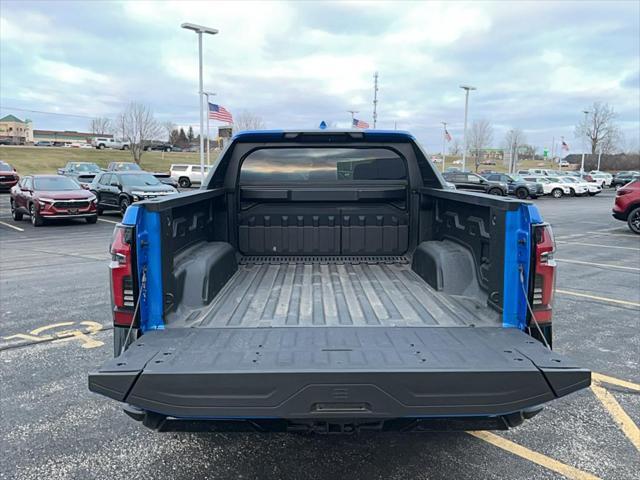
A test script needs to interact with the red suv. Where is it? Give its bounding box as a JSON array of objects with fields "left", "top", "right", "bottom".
[
  {"left": 0, "top": 161, "right": 19, "bottom": 191},
  {"left": 10, "top": 175, "right": 98, "bottom": 226},
  {"left": 612, "top": 179, "right": 640, "bottom": 234}
]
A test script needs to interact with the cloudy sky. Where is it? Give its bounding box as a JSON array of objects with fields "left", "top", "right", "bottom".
[{"left": 1, "top": 0, "right": 638, "bottom": 152}]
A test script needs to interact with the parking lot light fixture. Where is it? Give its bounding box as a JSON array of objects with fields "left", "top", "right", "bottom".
[
  {"left": 181, "top": 23, "right": 219, "bottom": 178},
  {"left": 460, "top": 85, "right": 476, "bottom": 172}
]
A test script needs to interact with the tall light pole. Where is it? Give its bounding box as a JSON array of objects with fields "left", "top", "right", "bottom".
[
  {"left": 441, "top": 121, "right": 447, "bottom": 172},
  {"left": 460, "top": 85, "right": 476, "bottom": 172},
  {"left": 580, "top": 109, "right": 589, "bottom": 174},
  {"left": 203, "top": 91, "right": 216, "bottom": 166},
  {"left": 181, "top": 23, "right": 218, "bottom": 178}
]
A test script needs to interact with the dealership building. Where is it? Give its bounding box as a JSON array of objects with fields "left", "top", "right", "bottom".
[
  {"left": 33, "top": 129, "right": 112, "bottom": 144},
  {"left": 0, "top": 114, "right": 34, "bottom": 144},
  {"left": 0, "top": 114, "right": 112, "bottom": 145}
]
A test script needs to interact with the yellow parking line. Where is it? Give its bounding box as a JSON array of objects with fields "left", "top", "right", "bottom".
[
  {"left": 0, "top": 220, "right": 24, "bottom": 232},
  {"left": 591, "top": 384, "right": 640, "bottom": 452},
  {"left": 556, "top": 289, "right": 640, "bottom": 307},
  {"left": 468, "top": 431, "right": 601, "bottom": 480},
  {"left": 97, "top": 218, "right": 119, "bottom": 225},
  {"left": 556, "top": 258, "right": 640, "bottom": 271},
  {"left": 556, "top": 241, "right": 639, "bottom": 251},
  {"left": 592, "top": 373, "right": 640, "bottom": 392}
]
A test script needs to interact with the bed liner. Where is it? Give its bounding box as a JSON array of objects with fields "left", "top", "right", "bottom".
[{"left": 192, "top": 256, "right": 499, "bottom": 328}]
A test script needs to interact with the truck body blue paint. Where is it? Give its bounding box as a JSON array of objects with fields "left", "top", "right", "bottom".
[
  {"left": 121, "top": 204, "right": 140, "bottom": 226},
  {"left": 135, "top": 207, "right": 164, "bottom": 332},
  {"left": 502, "top": 203, "right": 540, "bottom": 329}
]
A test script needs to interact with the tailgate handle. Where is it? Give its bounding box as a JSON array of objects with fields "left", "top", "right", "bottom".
[{"left": 312, "top": 403, "right": 371, "bottom": 413}]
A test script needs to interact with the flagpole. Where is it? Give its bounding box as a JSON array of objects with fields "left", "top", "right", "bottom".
[
  {"left": 203, "top": 91, "right": 216, "bottom": 166},
  {"left": 441, "top": 121, "right": 447, "bottom": 173},
  {"left": 206, "top": 102, "right": 210, "bottom": 166}
]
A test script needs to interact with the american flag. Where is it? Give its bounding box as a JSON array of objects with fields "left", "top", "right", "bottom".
[
  {"left": 444, "top": 128, "right": 452, "bottom": 142},
  {"left": 352, "top": 118, "right": 369, "bottom": 129},
  {"left": 208, "top": 103, "right": 233, "bottom": 123},
  {"left": 561, "top": 140, "right": 570, "bottom": 151}
]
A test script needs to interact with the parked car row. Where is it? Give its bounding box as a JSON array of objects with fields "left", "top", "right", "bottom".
[{"left": 5, "top": 160, "right": 182, "bottom": 226}]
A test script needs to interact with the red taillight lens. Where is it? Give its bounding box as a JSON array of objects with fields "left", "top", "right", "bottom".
[
  {"left": 532, "top": 224, "right": 556, "bottom": 324},
  {"left": 109, "top": 225, "right": 135, "bottom": 326}
]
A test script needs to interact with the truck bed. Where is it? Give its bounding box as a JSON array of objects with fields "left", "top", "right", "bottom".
[{"left": 193, "top": 257, "right": 500, "bottom": 328}]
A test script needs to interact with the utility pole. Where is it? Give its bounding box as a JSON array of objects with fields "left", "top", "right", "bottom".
[
  {"left": 580, "top": 109, "right": 589, "bottom": 174},
  {"left": 460, "top": 85, "right": 476, "bottom": 172},
  {"left": 373, "top": 72, "right": 379, "bottom": 128},
  {"left": 441, "top": 121, "right": 447, "bottom": 172}
]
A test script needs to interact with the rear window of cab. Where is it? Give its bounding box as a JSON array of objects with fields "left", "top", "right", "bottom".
[{"left": 239, "top": 147, "right": 407, "bottom": 183}]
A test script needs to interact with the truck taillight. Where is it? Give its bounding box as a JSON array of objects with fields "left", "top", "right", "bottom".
[
  {"left": 109, "top": 225, "right": 136, "bottom": 326},
  {"left": 532, "top": 224, "right": 556, "bottom": 324}
]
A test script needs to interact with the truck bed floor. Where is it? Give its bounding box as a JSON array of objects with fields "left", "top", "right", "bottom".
[{"left": 194, "top": 259, "right": 499, "bottom": 328}]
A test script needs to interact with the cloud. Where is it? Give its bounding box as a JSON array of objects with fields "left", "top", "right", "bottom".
[
  {"left": 35, "top": 59, "right": 110, "bottom": 85},
  {"left": 0, "top": 0, "right": 637, "bottom": 151}
]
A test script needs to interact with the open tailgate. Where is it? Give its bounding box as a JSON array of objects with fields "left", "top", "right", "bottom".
[{"left": 89, "top": 327, "right": 590, "bottom": 422}]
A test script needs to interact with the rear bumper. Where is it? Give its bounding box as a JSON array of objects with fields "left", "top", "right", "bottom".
[
  {"left": 89, "top": 327, "right": 590, "bottom": 430},
  {"left": 612, "top": 209, "right": 627, "bottom": 221}
]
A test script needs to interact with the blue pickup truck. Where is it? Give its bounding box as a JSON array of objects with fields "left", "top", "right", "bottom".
[{"left": 89, "top": 130, "right": 590, "bottom": 433}]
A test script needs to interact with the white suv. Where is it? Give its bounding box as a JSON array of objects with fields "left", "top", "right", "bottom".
[
  {"left": 557, "top": 176, "right": 601, "bottom": 196},
  {"left": 590, "top": 172, "right": 613, "bottom": 188},
  {"left": 170, "top": 164, "right": 211, "bottom": 188},
  {"left": 523, "top": 176, "right": 572, "bottom": 198},
  {"left": 91, "top": 137, "right": 130, "bottom": 150}
]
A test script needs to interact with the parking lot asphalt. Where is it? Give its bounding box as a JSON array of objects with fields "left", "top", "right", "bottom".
[{"left": 1, "top": 190, "right": 638, "bottom": 480}]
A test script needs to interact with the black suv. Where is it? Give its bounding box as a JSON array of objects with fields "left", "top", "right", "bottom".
[
  {"left": 483, "top": 173, "right": 543, "bottom": 199},
  {"left": 443, "top": 171, "right": 508, "bottom": 196},
  {"left": 612, "top": 171, "right": 640, "bottom": 190},
  {"left": 90, "top": 171, "right": 178, "bottom": 215}
]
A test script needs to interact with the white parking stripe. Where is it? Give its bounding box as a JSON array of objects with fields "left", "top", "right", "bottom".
[
  {"left": 586, "top": 231, "right": 639, "bottom": 238},
  {"left": 556, "top": 289, "right": 640, "bottom": 307},
  {"left": 555, "top": 241, "right": 640, "bottom": 251},
  {"left": 97, "top": 218, "right": 119, "bottom": 225},
  {"left": 556, "top": 258, "right": 640, "bottom": 271},
  {"left": 0, "top": 220, "right": 24, "bottom": 232}
]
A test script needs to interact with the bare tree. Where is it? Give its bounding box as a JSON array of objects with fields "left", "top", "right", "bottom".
[
  {"left": 449, "top": 138, "right": 462, "bottom": 156},
  {"left": 468, "top": 119, "right": 493, "bottom": 172},
  {"left": 161, "top": 121, "right": 175, "bottom": 143},
  {"left": 117, "top": 102, "right": 162, "bottom": 163},
  {"left": 503, "top": 128, "right": 526, "bottom": 173},
  {"left": 89, "top": 117, "right": 111, "bottom": 135},
  {"left": 233, "top": 111, "right": 266, "bottom": 132},
  {"left": 575, "top": 102, "right": 622, "bottom": 154}
]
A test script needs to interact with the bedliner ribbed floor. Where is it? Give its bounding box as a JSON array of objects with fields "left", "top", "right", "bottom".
[{"left": 195, "top": 261, "right": 499, "bottom": 328}]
